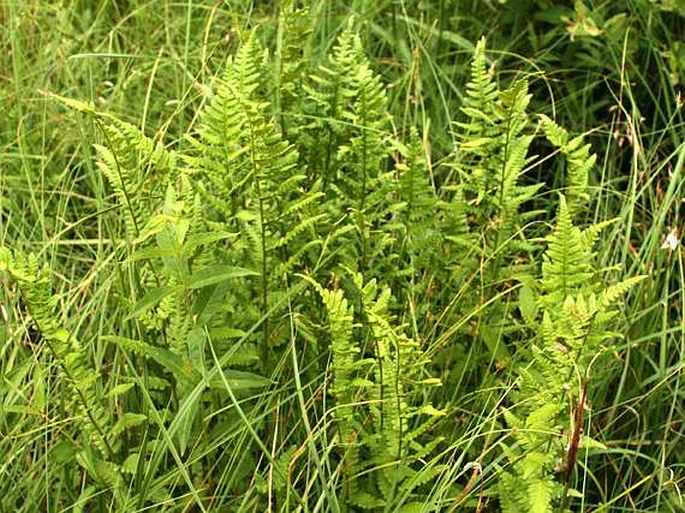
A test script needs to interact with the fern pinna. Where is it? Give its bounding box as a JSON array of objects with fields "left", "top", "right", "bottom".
[{"left": 539, "top": 114, "right": 595, "bottom": 216}]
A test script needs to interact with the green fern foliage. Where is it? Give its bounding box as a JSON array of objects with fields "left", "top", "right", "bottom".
[
  {"left": 394, "top": 129, "right": 446, "bottom": 271},
  {"left": 298, "top": 20, "right": 371, "bottom": 191},
  {"left": 540, "top": 114, "right": 595, "bottom": 214},
  {"left": 185, "top": 33, "right": 326, "bottom": 364},
  {"left": 185, "top": 34, "right": 304, "bottom": 233},
  {"left": 9, "top": 19, "right": 649, "bottom": 513},
  {"left": 453, "top": 37, "right": 541, "bottom": 241},
  {"left": 433, "top": 38, "right": 543, "bottom": 377},
  {"left": 50, "top": 94, "right": 175, "bottom": 238},
  {"left": 0, "top": 249, "right": 139, "bottom": 505},
  {"left": 499, "top": 195, "right": 644, "bottom": 512},
  {"left": 540, "top": 195, "right": 596, "bottom": 305},
  {"left": 297, "top": 21, "right": 395, "bottom": 276},
  {"left": 274, "top": 0, "right": 313, "bottom": 135},
  {"left": 311, "top": 270, "right": 444, "bottom": 509},
  {"left": 93, "top": 118, "right": 176, "bottom": 237}
]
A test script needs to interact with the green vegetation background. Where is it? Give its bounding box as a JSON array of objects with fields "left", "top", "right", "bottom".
[{"left": 1, "top": 1, "right": 683, "bottom": 511}]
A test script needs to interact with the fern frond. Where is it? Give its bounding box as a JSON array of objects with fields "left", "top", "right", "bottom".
[
  {"left": 540, "top": 114, "right": 595, "bottom": 214},
  {"left": 1, "top": 249, "right": 122, "bottom": 481},
  {"left": 460, "top": 37, "right": 498, "bottom": 133},
  {"left": 54, "top": 94, "right": 175, "bottom": 237},
  {"left": 501, "top": 189, "right": 642, "bottom": 511},
  {"left": 540, "top": 195, "right": 595, "bottom": 305}
]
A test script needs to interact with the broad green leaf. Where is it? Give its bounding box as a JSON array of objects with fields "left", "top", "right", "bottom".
[
  {"left": 128, "top": 246, "right": 177, "bottom": 263},
  {"left": 519, "top": 284, "right": 539, "bottom": 325},
  {"left": 125, "top": 285, "right": 178, "bottom": 321},
  {"left": 173, "top": 393, "right": 200, "bottom": 454},
  {"left": 186, "top": 265, "right": 258, "bottom": 289},
  {"left": 480, "top": 323, "right": 511, "bottom": 364},
  {"left": 51, "top": 440, "right": 77, "bottom": 464},
  {"left": 208, "top": 370, "right": 272, "bottom": 390},
  {"left": 104, "top": 336, "right": 195, "bottom": 381},
  {"left": 193, "top": 280, "right": 230, "bottom": 323}
]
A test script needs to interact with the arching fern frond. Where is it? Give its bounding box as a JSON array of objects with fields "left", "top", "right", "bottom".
[
  {"left": 294, "top": 19, "right": 395, "bottom": 280},
  {"left": 0, "top": 250, "right": 116, "bottom": 456},
  {"left": 540, "top": 114, "right": 595, "bottom": 215},
  {"left": 51, "top": 94, "right": 175, "bottom": 238},
  {"left": 0, "top": 248, "right": 150, "bottom": 505}
]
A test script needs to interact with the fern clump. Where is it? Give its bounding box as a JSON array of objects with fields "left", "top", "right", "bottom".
[
  {"left": 297, "top": 21, "right": 396, "bottom": 276},
  {"left": 1, "top": 13, "right": 649, "bottom": 512},
  {"left": 429, "top": 38, "right": 545, "bottom": 385},
  {"left": 310, "top": 270, "right": 445, "bottom": 510},
  {"left": 185, "top": 33, "right": 326, "bottom": 366},
  {"left": 47, "top": 94, "right": 176, "bottom": 239},
  {"left": 498, "top": 196, "right": 644, "bottom": 512},
  {"left": 452, "top": 38, "right": 541, "bottom": 249}
]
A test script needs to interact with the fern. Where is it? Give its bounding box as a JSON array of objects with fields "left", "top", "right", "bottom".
[
  {"left": 394, "top": 129, "right": 448, "bottom": 274},
  {"left": 50, "top": 94, "right": 175, "bottom": 238},
  {"left": 430, "top": 37, "right": 543, "bottom": 379},
  {"left": 94, "top": 119, "right": 175, "bottom": 237},
  {"left": 310, "top": 270, "right": 444, "bottom": 509},
  {"left": 499, "top": 195, "right": 644, "bottom": 512},
  {"left": 305, "top": 275, "right": 369, "bottom": 498},
  {"left": 0, "top": 249, "right": 143, "bottom": 505},
  {"left": 297, "top": 20, "right": 396, "bottom": 279},
  {"left": 453, "top": 40, "right": 541, "bottom": 250},
  {"left": 0, "top": 251, "right": 115, "bottom": 452},
  {"left": 540, "top": 195, "right": 596, "bottom": 305},
  {"left": 540, "top": 114, "right": 595, "bottom": 214},
  {"left": 273, "top": 0, "right": 313, "bottom": 136},
  {"left": 298, "top": 20, "right": 369, "bottom": 192},
  {"left": 26, "top": 20, "right": 649, "bottom": 513},
  {"left": 185, "top": 33, "right": 326, "bottom": 369}
]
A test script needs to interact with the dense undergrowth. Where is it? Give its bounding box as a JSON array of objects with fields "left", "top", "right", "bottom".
[{"left": 1, "top": 1, "right": 683, "bottom": 512}]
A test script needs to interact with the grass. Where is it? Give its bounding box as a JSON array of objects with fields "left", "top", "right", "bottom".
[{"left": 1, "top": 0, "right": 684, "bottom": 511}]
